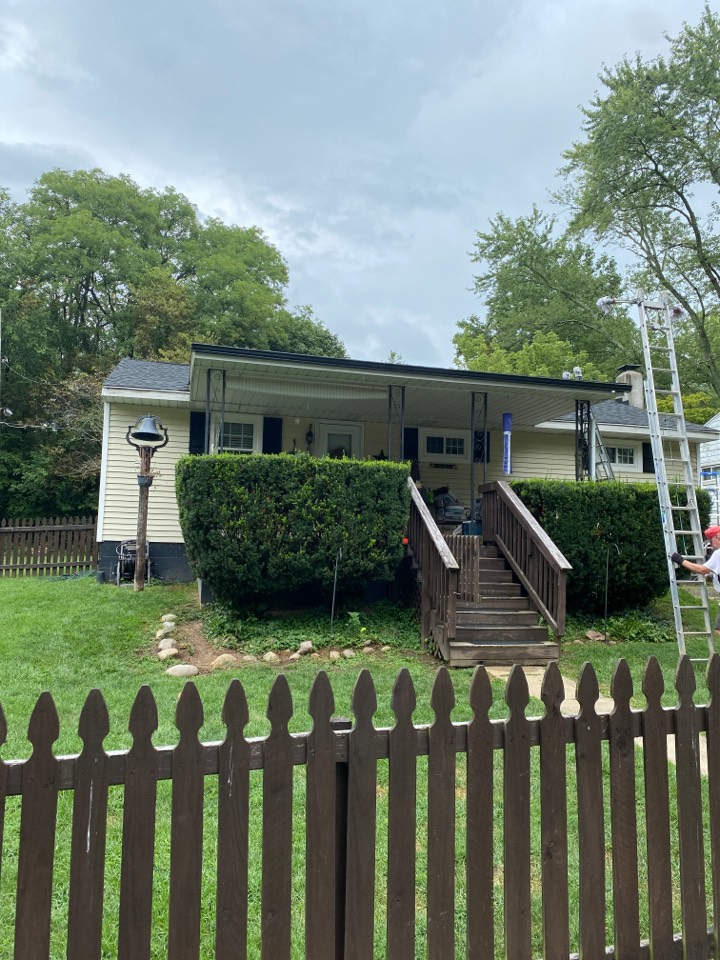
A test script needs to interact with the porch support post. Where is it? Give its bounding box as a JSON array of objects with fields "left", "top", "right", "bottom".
[
  {"left": 219, "top": 369, "right": 226, "bottom": 453},
  {"left": 575, "top": 400, "right": 591, "bottom": 481},
  {"left": 470, "top": 392, "right": 488, "bottom": 521},
  {"left": 204, "top": 368, "right": 211, "bottom": 454},
  {"left": 387, "top": 385, "right": 405, "bottom": 461}
]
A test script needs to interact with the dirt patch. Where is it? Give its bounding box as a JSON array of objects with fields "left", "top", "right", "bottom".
[{"left": 162, "top": 620, "right": 221, "bottom": 671}]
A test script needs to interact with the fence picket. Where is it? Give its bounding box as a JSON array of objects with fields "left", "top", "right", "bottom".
[
  {"left": 387, "top": 669, "right": 417, "bottom": 960},
  {"left": 0, "top": 703, "right": 7, "bottom": 886},
  {"left": 641, "top": 657, "right": 674, "bottom": 960},
  {"left": 306, "top": 671, "right": 337, "bottom": 960},
  {"left": 14, "top": 692, "right": 60, "bottom": 960},
  {"left": 168, "top": 683, "right": 205, "bottom": 960},
  {"left": 345, "top": 670, "right": 378, "bottom": 960},
  {"left": 216, "top": 679, "right": 251, "bottom": 960},
  {"left": 67, "top": 689, "right": 110, "bottom": 960},
  {"left": 428, "top": 668, "right": 456, "bottom": 960},
  {"left": 466, "top": 666, "right": 494, "bottom": 960},
  {"left": 118, "top": 685, "right": 159, "bottom": 960},
  {"left": 708, "top": 655, "right": 720, "bottom": 960},
  {"left": 674, "top": 656, "right": 707, "bottom": 955},
  {"left": 540, "top": 662, "right": 569, "bottom": 960},
  {"left": 608, "top": 660, "right": 640, "bottom": 959},
  {"left": 262, "top": 674, "right": 294, "bottom": 960},
  {"left": 575, "top": 663, "right": 605, "bottom": 960},
  {"left": 504, "top": 665, "right": 531, "bottom": 960}
]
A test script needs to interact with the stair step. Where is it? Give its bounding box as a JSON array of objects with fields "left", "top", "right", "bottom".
[
  {"left": 447, "top": 641, "right": 559, "bottom": 667},
  {"left": 476, "top": 583, "right": 524, "bottom": 597},
  {"left": 454, "top": 625, "right": 549, "bottom": 643},
  {"left": 475, "top": 569, "right": 515, "bottom": 583},
  {"left": 456, "top": 609, "right": 539, "bottom": 626},
  {"left": 458, "top": 597, "right": 531, "bottom": 611}
]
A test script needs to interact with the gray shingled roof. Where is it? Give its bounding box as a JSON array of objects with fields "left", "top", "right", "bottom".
[
  {"left": 104, "top": 358, "right": 190, "bottom": 392},
  {"left": 558, "top": 398, "right": 716, "bottom": 435}
]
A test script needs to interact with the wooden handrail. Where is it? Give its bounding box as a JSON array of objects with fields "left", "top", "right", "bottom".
[
  {"left": 478, "top": 481, "right": 571, "bottom": 637},
  {"left": 406, "top": 479, "right": 458, "bottom": 659}
]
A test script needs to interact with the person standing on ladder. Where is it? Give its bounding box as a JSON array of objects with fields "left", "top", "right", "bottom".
[{"left": 672, "top": 525, "right": 720, "bottom": 640}]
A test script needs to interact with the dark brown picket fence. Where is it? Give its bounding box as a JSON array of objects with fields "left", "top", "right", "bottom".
[
  {"left": 0, "top": 516, "right": 97, "bottom": 576},
  {"left": 2, "top": 656, "right": 720, "bottom": 959}
]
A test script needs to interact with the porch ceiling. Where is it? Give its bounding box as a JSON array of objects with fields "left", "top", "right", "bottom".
[{"left": 189, "top": 348, "right": 629, "bottom": 431}]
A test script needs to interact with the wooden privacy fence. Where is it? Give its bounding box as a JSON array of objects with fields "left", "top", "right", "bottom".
[
  {"left": 0, "top": 516, "right": 97, "bottom": 576},
  {"left": 2, "top": 656, "right": 720, "bottom": 959}
]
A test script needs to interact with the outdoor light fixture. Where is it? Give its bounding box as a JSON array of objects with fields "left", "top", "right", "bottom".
[
  {"left": 306, "top": 424, "right": 314, "bottom": 450},
  {"left": 126, "top": 415, "right": 169, "bottom": 591}
]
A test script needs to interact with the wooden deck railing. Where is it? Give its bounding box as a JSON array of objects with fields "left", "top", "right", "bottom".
[
  {"left": 406, "top": 478, "right": 459, "bottom": 658},
  {"left": 479, "top": 481, "right": 571, "bottom": 637}
]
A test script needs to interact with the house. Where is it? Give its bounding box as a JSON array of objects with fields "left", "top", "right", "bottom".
[
  {"left": 700, "top": 410, "right": 720, "bottom": 526},
  {"left": 98, "top": 346, "right": 717, "bottom": 581},
  {"left": 98, "top": 345, "right": 717, "bottom": 665}
]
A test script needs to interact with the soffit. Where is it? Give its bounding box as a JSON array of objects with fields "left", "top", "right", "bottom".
[{"left": 189, "top": 352, "right": 628, "bottom": 430}]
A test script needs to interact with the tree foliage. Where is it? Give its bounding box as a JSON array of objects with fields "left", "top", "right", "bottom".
[
  {"left": 0, "top": 168, "right": 347, "bottom": 516},
  {"left": 561, "top": 4, "right": 720, "bottom": 398},
  {"left": 457, "top": 208, "right": 639, "bottom": 379}
]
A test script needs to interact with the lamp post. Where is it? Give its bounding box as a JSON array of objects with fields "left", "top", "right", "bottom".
[{"left": 126, "top": 415, "right": 168, "bottom": 592}]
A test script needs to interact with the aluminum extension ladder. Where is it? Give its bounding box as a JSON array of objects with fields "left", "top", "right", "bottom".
[
  {"left": 638, "top": 293, "right": 715, "bottom": 657},
  {"left": 593, "top": 419, "right": 615, "bottom": 481}
]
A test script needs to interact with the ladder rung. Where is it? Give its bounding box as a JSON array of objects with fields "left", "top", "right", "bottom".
[{"left": 682, "top": 631, "right": 715, "bottom": 637}]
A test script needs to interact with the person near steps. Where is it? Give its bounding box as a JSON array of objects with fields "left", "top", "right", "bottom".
[{"left": 671, "top": 525, "right": 720, "bottom": 636}]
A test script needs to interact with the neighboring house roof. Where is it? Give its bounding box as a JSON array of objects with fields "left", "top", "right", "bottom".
[
  {"left": 550, "top": 398, "right": 718, "bottom": 440},
  {"left": 104, "top": 358, "right": 191, "bottom": 393}
]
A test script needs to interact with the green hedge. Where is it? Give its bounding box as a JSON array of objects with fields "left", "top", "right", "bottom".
[
  {"left": 510, "top": 479, "right": 711, "bottom": 616},
  {"left": 176, "top": 453, "right": 411, "bottom": 609}
]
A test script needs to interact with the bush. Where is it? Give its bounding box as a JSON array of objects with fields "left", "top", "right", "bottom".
[
  {"left": 510, "top": 479, "right": 711, "bottom": 616},
  {"left": 176, "top": 453, "right": 411, "bottom": 610}
]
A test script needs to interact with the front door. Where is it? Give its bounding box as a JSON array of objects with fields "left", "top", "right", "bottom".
[{"left": 316, "top": 421, "right": 363, "bottom": 458}]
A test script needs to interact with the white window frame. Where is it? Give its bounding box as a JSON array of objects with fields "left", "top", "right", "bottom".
[
  {"left": 211, "top": 414, "right": 263, "bottom": 454},
  {"left": 418, "top": 428, "right": 471, "bottom": 464},
  {"left": 316, "top": 420, "right": 364, "bottom": 459},
  {"left": 605, "top": 443, "right": 641, "bottom": 472}
]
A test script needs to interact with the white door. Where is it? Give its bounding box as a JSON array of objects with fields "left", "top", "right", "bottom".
[{"left": 316, "top": 421, "right": 364, "bottom": 458}]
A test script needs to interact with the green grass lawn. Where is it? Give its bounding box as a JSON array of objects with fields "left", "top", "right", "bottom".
[{"left": 0, "top": 575, "right": 713, "bottom": 959}]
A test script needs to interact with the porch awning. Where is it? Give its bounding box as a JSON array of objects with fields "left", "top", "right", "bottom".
[{"left": 189, "top": 345, "right": 629, "bottom": 431}]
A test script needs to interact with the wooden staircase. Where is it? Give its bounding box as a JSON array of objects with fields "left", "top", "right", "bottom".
[
  {"left": 405, "top": 478, "right": 570, "bottom": 668},
  {"left": 448, "top": 544, "right": 559, "bottom": 667}
]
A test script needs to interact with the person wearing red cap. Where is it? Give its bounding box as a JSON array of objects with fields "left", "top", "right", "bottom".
[{"left": 672, "top": 527, "right": 720, "bottom": 635}]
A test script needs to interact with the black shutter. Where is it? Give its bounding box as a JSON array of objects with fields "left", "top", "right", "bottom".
[
  {"left": 189, "top": 412, "right": 206, "bottom": 455},
  {"left": 403, "top": 427, "right": 419, "bottom": 461},
  {"left": 642, "top": 442, "right": 654, "bottom": 473},
  {"left": 262, "top": 416, "right": 283, "bottom": 454},
  {"left": 473, "top": 431, "right": 490, "bottom": 463}
]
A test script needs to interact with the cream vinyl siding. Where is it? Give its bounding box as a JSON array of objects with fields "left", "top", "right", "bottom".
[{"left": 102, "top": 403, "right": 190, "bottom": 543}]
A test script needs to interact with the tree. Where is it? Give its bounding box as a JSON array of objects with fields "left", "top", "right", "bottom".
[
  {"left": 561, "top": 5, "right": 720, "bottom": 398},
  {"left": 454, "top": 326, "right": 606, "bottom": 380},
  {"left": 459, "top": 208, "right": 639, "bottom": 378},
  {"left": 0, "top": 167, "right": 347, "bottom": 516}
]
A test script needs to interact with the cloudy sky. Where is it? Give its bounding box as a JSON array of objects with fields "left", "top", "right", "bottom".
[{"left": 0, "top": 0, "right": 707, "bottom": 365}]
